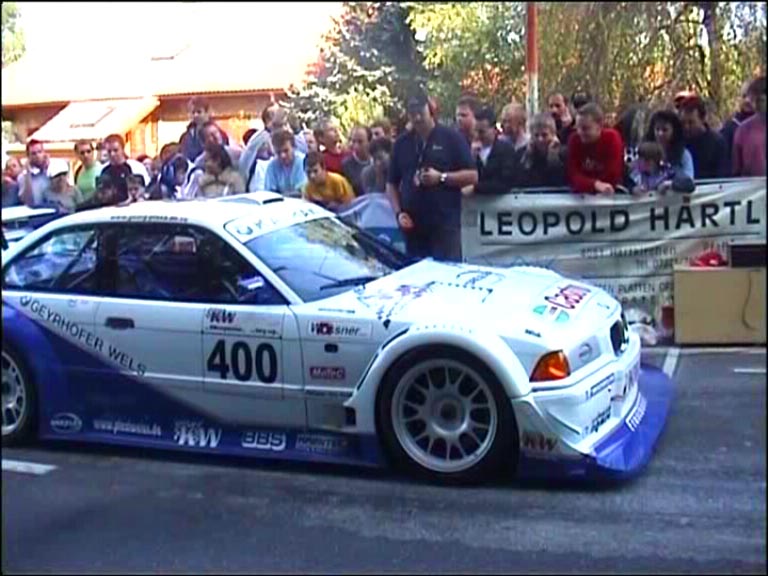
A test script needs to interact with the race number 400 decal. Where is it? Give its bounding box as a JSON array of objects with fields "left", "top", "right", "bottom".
[{"left": 206, "top": 340, "right": 278, "bottom": 383}]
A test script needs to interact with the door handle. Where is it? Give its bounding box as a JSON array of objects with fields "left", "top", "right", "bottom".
[{"left": 105, "top": 317, "right": 135, "bottom": 330}]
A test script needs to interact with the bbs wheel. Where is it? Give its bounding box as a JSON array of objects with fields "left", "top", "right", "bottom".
[
  {"left": 2, "top": 346, "right": 36, "bottom": 446},
  {"left": 377, "top": 346, "right": 517, "bottom": 484}
]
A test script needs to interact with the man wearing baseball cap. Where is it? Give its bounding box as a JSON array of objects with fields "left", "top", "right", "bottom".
[
  {"left": 41, "top": 158, "right": 83, "bottom": 213},
  {"left": 386, "top": 91, "right": 478, "bottom": 261}
]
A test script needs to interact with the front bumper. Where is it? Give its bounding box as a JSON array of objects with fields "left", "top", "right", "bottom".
[{"left": 515, "top": 364, "right": 674, "bottom": 480}]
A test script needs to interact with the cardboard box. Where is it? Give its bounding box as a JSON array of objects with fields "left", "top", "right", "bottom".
[{"left": 674, "top": 266, "right": 766, "bottom": 345}]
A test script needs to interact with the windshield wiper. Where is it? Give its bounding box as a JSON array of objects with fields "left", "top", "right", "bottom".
[{"left": 319, "top": 275, "right": 382, "bottom": 290}]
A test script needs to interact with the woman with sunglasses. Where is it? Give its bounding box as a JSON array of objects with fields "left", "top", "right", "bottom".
[{"left": 73, "top": 139, "right": 103, "bottom": 203}]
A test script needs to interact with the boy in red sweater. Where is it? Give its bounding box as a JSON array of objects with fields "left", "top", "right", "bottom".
[{"left": 567, "top": 103, "right": 625, "bottom": 194}]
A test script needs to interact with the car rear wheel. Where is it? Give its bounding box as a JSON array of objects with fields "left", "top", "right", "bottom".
[
  {"left": 377, "top": 346, "right": 517, "bottom": 484},
  {"left": 2, "top": 346, "right": 36, "bottom": 446}
]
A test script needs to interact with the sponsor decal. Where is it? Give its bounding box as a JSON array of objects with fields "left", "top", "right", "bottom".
[
  {"left": 205, "top": 308, "right": 237, "bottom": 325},
  {"left": 50, "top": 413, "right": 82, "bottom": 434},
  {"left": 309, "top": 366, "right": 346, "bottom": 381},
  {"left": 587, "top": 406, "right": 612, "bottom": 436},
  {"left": 612, "top": 360, "right": 639, "bottom": 400},
  {"left": 543, "top": 284, "right": 592, "bottom": 311},
  {"left": 454, "top": 270, "right": 506, "bottom": 289},
  {"left": 93, "top": 419, "right": 162, "bottom": 437},
  {"left": 587, "top": 374, "right": 615, "bottom": 400},
  {"left": 241, "top": 430, "right": 287, "bottom": 451},
  {"left": 295, "top": 433, "right": 350, "bottom": 456},
  {"left": 308, "top": 321, "right": 372, "bottom": 339},
  {"left": 355, "top": 283, "right": 434, "bottom": 329},
  {"left": 173, "top": 421, "right": 222, "bottom": 448},
  {"left": 524, "top": 328, "right": 542, "bottom": 338},
  {"left": 18, "top": 297, "right": 147, "bottom": 376},
  {"left": 626, "top": 393, "right": 647, "bottom": 432},
  {"left": 521, "top": 431, "right": 558, "bottom": 452},
  {"left": 109, "top": 215, "right": 188, "bottom": 223},
  {"left": 305, "top": 388, "right": 354, "bottom": 399}
]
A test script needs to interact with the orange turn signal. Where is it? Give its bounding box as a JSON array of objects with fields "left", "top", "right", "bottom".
[{"left": 530, "top": 351, "right": 571, "bottom": 382}]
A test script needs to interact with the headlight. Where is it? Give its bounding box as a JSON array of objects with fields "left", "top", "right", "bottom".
[{"left": 530, "top": 350, "right": 571, "bottom": 382}]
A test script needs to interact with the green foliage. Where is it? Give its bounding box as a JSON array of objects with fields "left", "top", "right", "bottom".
[
  {"left": 288, "top": 1, "right": 766, "bottom": 124},
  {"left": 407, "top": 2, "right": 527, "bottom": 113},
  {"left": 2, "top": 2, "right": 25, "bottom": 68},
  {"left": 284, "top": 2, "right": 427, "bottom": 135}
]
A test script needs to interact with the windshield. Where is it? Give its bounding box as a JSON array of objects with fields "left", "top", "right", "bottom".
[{"left": 244, "top": 216, "right": 410, "bottom": 302}]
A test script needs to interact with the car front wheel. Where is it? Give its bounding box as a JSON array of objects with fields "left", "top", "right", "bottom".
[{"left": 377, "top": 346, "right": 517, "bottom": 484}]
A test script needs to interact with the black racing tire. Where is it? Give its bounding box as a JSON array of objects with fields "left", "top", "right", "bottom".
[
  {"left": 1, "top": 344, "right": 38, "bottom": 447},
  {"left": 376, "top": 345, "right": 518, "bottom": 485}
]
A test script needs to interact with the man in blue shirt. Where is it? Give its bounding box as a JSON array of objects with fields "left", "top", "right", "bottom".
[
  {"left": 386, "top": 92, "right": 478, "bottom": 261},
  {"left": 263, "top": 129, "right": 307, "bottom": 197}
]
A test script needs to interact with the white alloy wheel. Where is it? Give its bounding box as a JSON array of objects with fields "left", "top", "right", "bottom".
[{"left": 390, "top": 359, "right": 500, "bottom": 474}]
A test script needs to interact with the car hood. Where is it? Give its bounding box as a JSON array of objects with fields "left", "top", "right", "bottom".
[{"left": 305, "top": 260, "right": 619, "bottom": 340}]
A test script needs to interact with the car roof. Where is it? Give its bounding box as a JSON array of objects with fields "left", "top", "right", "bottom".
[{"left": 49, "top": 193, "right": 330, "bottom": 237}]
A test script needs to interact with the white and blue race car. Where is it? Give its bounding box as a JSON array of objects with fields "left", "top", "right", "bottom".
[{"left": 1, "top": 193, "right": 673, "bottom": 484}]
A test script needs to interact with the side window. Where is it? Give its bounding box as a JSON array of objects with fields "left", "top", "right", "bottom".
[
  {"left": 108, "top": 225, "right": 204, "bottom": 301},
  {"left": 103, "top": 224, "right": 285, "bottom": 305},
  {"left": 3, "top": 227, "right": 99, "bottom": 294},
  {"left": 199, "top": 233, "right": 286, "bottom": 306}
]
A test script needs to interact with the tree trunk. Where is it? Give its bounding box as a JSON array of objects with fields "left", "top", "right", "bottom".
[{"left": 701, "top": 1, "right": 722, "bottom": 116}]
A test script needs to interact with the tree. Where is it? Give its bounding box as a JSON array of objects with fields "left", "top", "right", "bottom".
[
  {"left": 407, "top": 2, "right": 527, "bottom": 114},
  {"left": 289, "top": 1, "right": 766, "bottom": 127},
  {"left": 285, "top": 2, "right": 428, "bottom": 135},
  {"left": 2, "top": 2, "right": 25, "bottom": 68}
]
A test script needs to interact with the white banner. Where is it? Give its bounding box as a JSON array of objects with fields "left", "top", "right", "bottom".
[{"left": 462, "top": 179, "right": 766, "bottom": 343}]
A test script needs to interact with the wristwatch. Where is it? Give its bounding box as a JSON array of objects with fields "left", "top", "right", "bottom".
[{"left": 440, "top": 172, "right": 448, "bottom": 184}]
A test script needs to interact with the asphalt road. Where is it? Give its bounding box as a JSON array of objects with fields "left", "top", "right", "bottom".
[{"left": 2, "top": 349, "right": 766, "bottom": 574}]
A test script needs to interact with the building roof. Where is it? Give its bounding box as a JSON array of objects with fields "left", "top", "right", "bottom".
[
  {"left": 29, "top": 97, "right": 159, "bottom": 142},
  {"left": 2, "top": 3, "right": 340, "bottom": 108}
]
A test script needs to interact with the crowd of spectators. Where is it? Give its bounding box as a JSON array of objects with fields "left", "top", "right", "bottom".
[{"left": 2, "top": 74, "right": 765, "bottom": 262}]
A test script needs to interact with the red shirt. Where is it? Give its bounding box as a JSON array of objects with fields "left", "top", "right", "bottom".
[
  {"left": 323, "top": 149, "right": 348, "bottom": 175},
  {"left": 567, "top": 128, "right": 624, "bottom": 193}
]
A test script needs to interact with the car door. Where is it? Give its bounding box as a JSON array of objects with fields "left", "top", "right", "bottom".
[
  {"left": 94, "top": 223, "right": 206, "bottom": 392},
  {"left": 3, "top": 224, "right": 102, "bottom": 383},
  {"left": 199, "top": 233, "right": 305, "bottom": 428}
]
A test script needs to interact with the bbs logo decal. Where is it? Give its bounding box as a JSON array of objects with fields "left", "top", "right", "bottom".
[
  {"left": 241, "top": 431, "right": 287, "bottom": 451},
  {"left": 50, "top": 413, "right": 82, "bottom": 434},
  {"left": 308, "top": 321, "right": 372, "bottom": 339},
  {"left": 173, "top": 421, "right": 222, "bottom": 448}
]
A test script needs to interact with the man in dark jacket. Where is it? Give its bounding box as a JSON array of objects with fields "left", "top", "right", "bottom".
[
  {"left": 468, "top": 106, "right": 517, "bottom": 195},
  {"left": 680, "top": 97, "right": 729, "bottom": 179},
  {"left": 179, "top": 96, "right": 229, "bottom": 162}
]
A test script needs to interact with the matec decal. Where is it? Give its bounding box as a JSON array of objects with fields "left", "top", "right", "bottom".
[
  {"left": 295, "top": 434, "right": 350, "bottom": 456},
  {"left": 544, "top": 284, "right": 592, "bottom": 311},
  {"left": 50, "top": 413, "right": 83, "bottom": 434},
  {"left": 308, "top": 321, "right": 371, "bottom": 339},
  {"left": 241, "top": 431, "right": 287, "bottom": 451},
  {"left": 309, "top": 366, "right": 346, "bottom": 381},
  {"left": 173, "top": 421, "right": 222, "bottom": 448}
]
